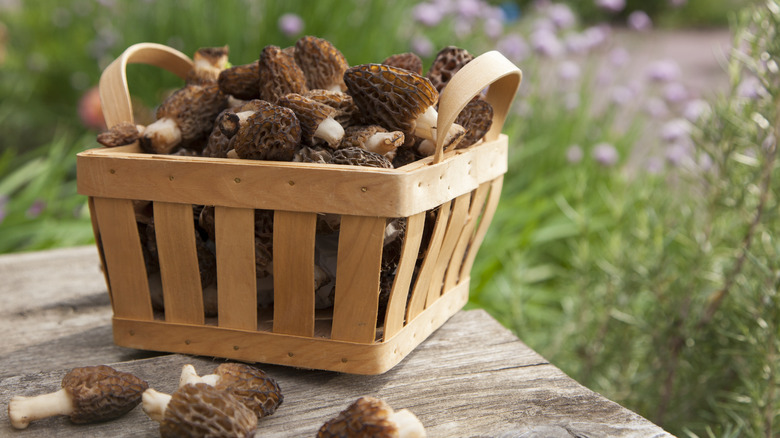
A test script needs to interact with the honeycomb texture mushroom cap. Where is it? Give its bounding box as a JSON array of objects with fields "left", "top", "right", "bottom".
[
  {"left": 455, "top": 99, "right": 494, "bottom": 148},
  {"left": 426, "top": 46, "right": 474, "bottom": 93},
  {"left": 382, "top": 52, "right": 424, "bottom": 75},
  {"left": 344, "top": 63, "right": 438, "bottom": 138},
  {"left": 218, "top": 61, "right": 261, "bottom": 100},
  {"left": 211, "top": 363, "right": 284, "bottom": 418},
  {"left": 233, "top": 102, "right": 301, "bottom": 161},
  {"left": 63, "top": 365, "right": 149, "bottom": 424},
  {"left": 303, "top": 89, "right": 361, "bottom": 127},
  {"left": 317, "top": 396, "right": 398, "bottom": 438},
  {"left": 278, "top": 93, "right": 343, "bottom": 147},
  {"left": 96, "top": 122, "right": 141, "bottom": 147},
  {"left": 294, "top": 36, "right": 349, "bottom": 92},
  {"left": 331, "top": 147, "right": 394, "bottom": 169},
  {"left": 258, "top": 45, "right": 308, "bottom": 104},
  {"left": 160, "top": 383, "right": 257, "bottom": 438}
]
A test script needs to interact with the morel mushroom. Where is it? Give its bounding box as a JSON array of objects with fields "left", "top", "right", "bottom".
[
  {"left": 382, "top": 52, "right": 423, "bottom": 75},
  {"left": 179, "top": 363, "right": 283, "bottom": 418},
  {"left": 331, "top": 146, "right": 394, "bottom": 169},
  {"left": 258, "top": 45, "right": 308, "bottom": 104},
  {"left": 303, "top": 89, "right": 361, "bottom": 128},
  {"left": 454, "top": 98, "right": 493, "bottom": 148},
  {"left": 426, "top": 46, "right": 474, "bottom": 94},
  {"left": 293, "top": 145, "right": 333, "bottom": 164},
  {"left": 186, "top": 45, "right": 230, "bottom": 85},
  {"left": 232, "top": 102, "right": 301, "bottom": 161},
  {"left": 317, "top": 396, "right": 426, "bottom": 438},
  {"left": 341, "top": 125, "right": 405, "bottom": 158},
  {"left": 278, "top": 93, "right": 345, "bottom": 148},
  {"left": 218, "top": 61, "right": 261, "bottom": 101},
  {"left": 96, "top": 121, "right": 145, "bottom": 148},
  {"left": 344, "top": 64, "right": 465, "bottom": 153},
  {"left": 294, "top": 35, "right": 348, "bottom": 92},
  {"left": 140, "top": 82, "right": 228, "bottom": 154},
  {"left": 8, "top": 365, "right": 148, "bottom": 429},
  {"left": 142, "top": 383, "right": 257, "bottom": 438}
]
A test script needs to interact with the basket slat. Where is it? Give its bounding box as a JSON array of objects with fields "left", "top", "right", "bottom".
[
  {"left": 382, "top": 211, "right": 426, "bottom": 339},
  {"left": 92, "top": 197, "right": 153, "bottom": 319},
  {"left": 444, "top": 182, "right": 491, "bottom": 290},
  {"left": 460, "top": 176, "right": 504, "bottom": 279},
  {"left": 216, "top": 206, "right": 257, "bottom": 330},
  {"left": 153, "top": 202, "right": 205, "bottom": 324},
  {"left": 330, "top": 215, "right": 386, "bottom": 343},
  {"left": 407, "top": 201, "right": 452, "bottom": 320},
  {"left": 272, "top": 211, "right": 317, "bottom": 337},
  {"left": 426, "top": 193, "right": 471, "bottom": 304}
]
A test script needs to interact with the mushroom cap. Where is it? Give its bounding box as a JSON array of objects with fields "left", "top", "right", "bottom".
[
  {"left": 455, "top": 98, "right": 494, "bottom": 148},
  {"left": 218, "top": 61, "right": 261, "bottom": 101},
  {"left": 344, "top": 64, "right": 438, "bottom": 139},
  {"left": 382, "top": 52, "right": 424, "bottom": 75},
  {"left": 303, "top": 89, "right": 361, "bottom": 128},
  {"left": 258, "top": 45, "right": 308, "bottom": 104},
  {"left": 160, "top": 383, "right": 257, "bottom": 438},
  {"left": 211, "top": 363, "right": 284, "bottom": 418},
  {"left": 278, "top": 93, "right": 342, "bottom": 147},
  {"left": 331, "top": 147, "right": 393, "bottom": 169},
  {"left": 294, "top": 36, "right": 349, "bottom": 91},
  {"left": 96, "top": 122, "right": 142, "bottom": 147},
  {"left": 426, "top": 46, "right": 474, "bottom": 93},
  {"left": 62, "top": 365, "right": 149, "bottom": 424},
  {"left": 151, "top": 82, "right": 228, "bottom": 148},
  {"left": 317, "top": 396, "right": 399, "bottom": 438},
  {"left": 293, "top": 145, "right": 334, "bottom": 164},
  {"left": 232, "top": 102, "right": 301, "bottom": 161}
]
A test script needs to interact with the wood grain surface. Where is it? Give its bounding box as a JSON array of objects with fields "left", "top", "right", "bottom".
[{"left": 0, "top": 246, "right": 673, "bottom": 437}]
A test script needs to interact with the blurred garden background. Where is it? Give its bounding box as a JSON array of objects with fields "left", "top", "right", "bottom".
[{"left": 1, "top": 0, "right": 778, "bottom": 436}]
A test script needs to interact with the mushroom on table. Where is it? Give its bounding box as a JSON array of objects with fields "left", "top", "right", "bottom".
[
  {"left": 317, "top": 396, "right": 426, "bottom": 438},
  {"left": 179, "top": 363, "right": 283, "bottom": 418},
  {"left": 142, "top": 383, "right": 257, "bottom": 438},
  {"left": 7, "top": 365, "right": 148, "bottom": 429}
]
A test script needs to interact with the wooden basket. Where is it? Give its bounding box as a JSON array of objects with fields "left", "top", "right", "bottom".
[{"left": 77, "top": 43, "right": 522, "bottom": 374}]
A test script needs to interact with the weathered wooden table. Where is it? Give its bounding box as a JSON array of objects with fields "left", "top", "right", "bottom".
[{"left": 0, "top": 246, "right": 673, "bottom": 437}]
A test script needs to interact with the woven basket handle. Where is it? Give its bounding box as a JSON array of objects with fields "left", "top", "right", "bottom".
[
  {"left": 99, "top": 42, "right": 193, "bottom": 130},
  {"left": 433, "top": 51, "right": 523, "bottom": 164}
]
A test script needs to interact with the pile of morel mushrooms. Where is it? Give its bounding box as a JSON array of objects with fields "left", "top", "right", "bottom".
[
  {"left": 97, "top": 37, "right": 494, "bottom": 318},
  {"left": 8, "top": 362, "right": 425, "bottom": 437}
]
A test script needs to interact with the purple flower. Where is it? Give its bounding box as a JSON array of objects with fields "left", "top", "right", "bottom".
[
  {"left": 567, "top": 145, "right": 584, "bottom": 163},
  {"left": 592, "top": 143, "right": 619, "bottom": 166},
  {"left": 665, "top": 142, "right": 691, "bottom": 166},
  {"left": 663, "top": 82, "right": 688, "bottom": 103},
  {"left": 413, "top": 2, "right": 445, "bottom": 26},
  {"left": 455, "top": 0, "right": 482, "bottom": 20},
  {"left": 531, "top": 28, "right": 564, "bottom": 57},
  {"left": 411, "top": 35, "right": 434, "bottom": 57},
  {"left": 497, "top": 33, "right": 530, "bottom": 62},
  {"left": 644, "top": 97, "right": 669, "bottom": 118},
  {"left": 683, "top": 99, "right": 710, "bottom": 121},
  {"left": 647, "top": 60, "right": 681, "bottom": 82},
  {"left": 483, "top": 16, "right": 504, "bottom": 39},
  {"left": 548, "top": 3, "right": 576, "bottom": 29},
  {"left": 278, "top": 13, "right": 304, "bottom": 37},
  {"left": 697, "top": 152, "right": 713, "bottom": 171},
  {"left": 737, "top": 76, "right": 766, "bottom": 99},
  {"left": 564, "top": 33, "right": 589, "bottom": 54},
  {"left": 582, "top": 25, "right": 610, "bottom": 50},
  {"left": 596, "top": 0, "right": 625, "bottom": 13},
  {"left": 660, "top": 118, "right": 692, "bottom": 143},
  {"left": 609, "top": 47, "right": 630, "bottom": 67},
  {"left": 27, "top": 199, "right": 46, "bottom": 219},
  {"left": 558, "top": 60, "right": 581, "bottom": 81},
  {"left": 627, "top": 10, "right": 652, "bottom": 30}
]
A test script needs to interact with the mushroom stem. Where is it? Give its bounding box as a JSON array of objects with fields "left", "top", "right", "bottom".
[
  {"left": 392, "top": 409, "right": 427, "bottom": 438},
  {"left": 413, "top": 106, "right": 438, "bottom": 142},
  {"left": 8, "top": 389, "right": 74, "bottom": 429},
  {"left": 179, "top": 364, "right": 219, "bottom": 387},
  {"left": 363, "top": 131, "right": 404, "bottom": 156},
  {"left": 313, "top": 116, "right": 345, "bottom": 147},
  {"left": 142, "top": 388, "right": 172, "bottom": 423},
  {"left": 140, "top": 117, "right": 182, "bottom": 154}
]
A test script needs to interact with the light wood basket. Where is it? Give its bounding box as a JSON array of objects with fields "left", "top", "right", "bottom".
[{"left": 77, "top": 43, "right": 522, "bottom": 374}]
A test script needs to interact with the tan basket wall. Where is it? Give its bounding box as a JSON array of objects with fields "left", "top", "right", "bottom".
[{"left": 77, "top": 43, "right": 521, "bottom": 374}]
